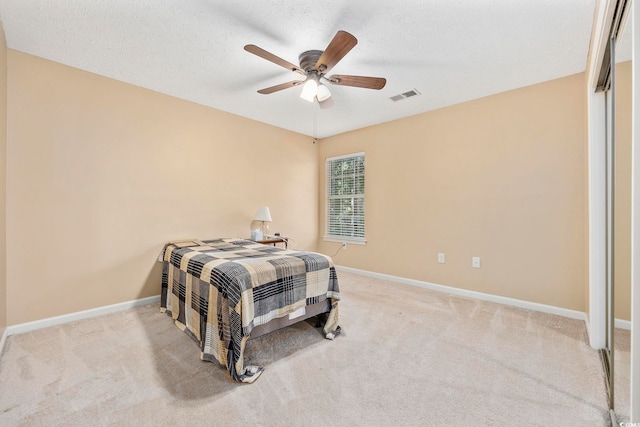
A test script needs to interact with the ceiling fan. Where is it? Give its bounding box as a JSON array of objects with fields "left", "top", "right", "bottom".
[{"left": 244, "top": 30, "right": 386, "bottom": 107}]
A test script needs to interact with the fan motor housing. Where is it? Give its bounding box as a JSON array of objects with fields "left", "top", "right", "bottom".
[{"left": 299, "top": 50, "right": 323, "bottom": 73}]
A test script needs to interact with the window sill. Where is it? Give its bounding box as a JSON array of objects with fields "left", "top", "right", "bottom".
[{"left": 323, "top": 237, "right": 367, "bottom": 245}]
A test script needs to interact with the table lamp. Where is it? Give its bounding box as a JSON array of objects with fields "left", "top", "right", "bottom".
[{"left": 251, "top": 206, "right": 272, "bottom": 240}]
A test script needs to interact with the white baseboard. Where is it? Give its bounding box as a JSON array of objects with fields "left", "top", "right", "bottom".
[
  {"left": 336, "top": 265, "right": 588, "bottom": 321},
  {"left": 5, "top": 295, "right": 161, "bottom": 337},
  {"left": 615, "top": 318, "right": 632, "bottom": 330},
  {"left": 0, "top": 267, "right": 631, "bottom": 355},
  {"left": 0, "top": 327, "right": 7, "bottom": 357}
]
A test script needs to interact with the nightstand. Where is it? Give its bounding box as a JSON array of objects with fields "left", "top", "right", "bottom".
[{"left": 255, "top": 237, "right": 288, "bottom": 249}]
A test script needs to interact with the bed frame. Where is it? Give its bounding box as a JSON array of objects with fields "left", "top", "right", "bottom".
[{"left": 248, "top": 299, "right": 332, "bottom": 339}]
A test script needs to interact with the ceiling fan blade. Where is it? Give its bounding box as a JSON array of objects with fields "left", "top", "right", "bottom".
[
  {"left": 328, "top": 75, "right": 387, "bottom": 90},
  {"left": 257, "top": 80, "right": 304, "bottom": 94},
  {"left": 244, "top": 44, "right": 305, "bottom": 74},
  {"left": 315, "top": 31, "right": 357, "bottom": 74}
]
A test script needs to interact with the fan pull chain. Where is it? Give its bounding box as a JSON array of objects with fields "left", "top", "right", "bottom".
[{"left": 312, "top": 105, "right": 318, "bottom": 144}]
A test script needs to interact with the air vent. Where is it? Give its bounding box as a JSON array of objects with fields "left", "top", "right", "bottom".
[{"left": 390, "top": 89, "right": 421, "bottom": 102}]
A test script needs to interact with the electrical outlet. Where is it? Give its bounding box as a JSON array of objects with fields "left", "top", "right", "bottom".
[
  {"left": 342, "top": 243, "right": 347, "bottom": 250},
  {"left": 472, "top": 257, "right": 481, "bottom": 268},
  {"left": 438, "top": 253, "right": 445, "bottom": 263}
]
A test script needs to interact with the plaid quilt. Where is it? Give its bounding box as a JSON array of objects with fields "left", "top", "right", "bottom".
[{"left": 160, "top": 238, "right": 340, "bottom": 383}]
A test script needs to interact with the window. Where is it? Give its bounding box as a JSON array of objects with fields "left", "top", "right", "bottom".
[{"left": 325, "top": 152, "right": 365, "bottom": 243}]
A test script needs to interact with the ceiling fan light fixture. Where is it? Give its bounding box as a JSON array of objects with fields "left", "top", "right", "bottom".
[
  {"left": 300, "top": 79, "right": 317, "bottom": 102},
  {"left": 316, "top": 83, "right": 331, "bottom": 102},
  {"left": 246, "top": 31, "right": 386, "bottom": 106}
]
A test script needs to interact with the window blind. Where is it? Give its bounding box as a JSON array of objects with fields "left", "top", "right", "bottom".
[{"left": 325, "top": 153, "right": 365, "bottom": 242}]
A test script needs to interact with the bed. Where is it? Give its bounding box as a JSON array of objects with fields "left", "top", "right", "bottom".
[{"left": 159, "top": 238, "right": 341, "bottom": 383}]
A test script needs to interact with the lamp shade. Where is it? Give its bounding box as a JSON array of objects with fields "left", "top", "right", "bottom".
[
  {"left": 254, "top": 206, "right": 272, "bottom": 222},
  {"left": 300, "top": 79, "right": 317, "bottom": 102},
  {"left": 316, "top": 84, "right": 331, "bottom": 102}
]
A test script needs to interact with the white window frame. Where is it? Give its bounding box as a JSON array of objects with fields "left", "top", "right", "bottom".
[{"left": 324, "top": 152, "right": 366, "bottom": 244}]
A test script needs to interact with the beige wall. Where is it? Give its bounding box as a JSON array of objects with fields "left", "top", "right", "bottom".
[
  {"left": 3, "top": 49, "right": 612, "bottom": 324},
  {"left": 0, "top": 23, "right": 6, "bottom": 334},
  {"left": 6, "top": 50, "right": 318, "bottom": 325},
  {"left": 615, "top": 60, "right": 632, "bottom": 321},
  {"left": 318, "top": 73, "right": 587, "bottom": 312}
]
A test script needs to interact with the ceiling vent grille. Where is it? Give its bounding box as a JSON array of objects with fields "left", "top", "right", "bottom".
[{"left": 390, "top": 89, "right": 421, "bottom": 102}]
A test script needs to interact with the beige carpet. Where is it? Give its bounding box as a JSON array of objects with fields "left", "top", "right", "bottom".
[
  {"left": 614, "top": 327, "right": 631, "bottom": 424},
  {"left": 0, "top": 271, "right": 625, "bottom": 426}
]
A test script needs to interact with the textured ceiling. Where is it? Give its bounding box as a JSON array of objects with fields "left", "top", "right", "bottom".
[{"left": 0, "top": 0, "right": 599, "bottom": 138}]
